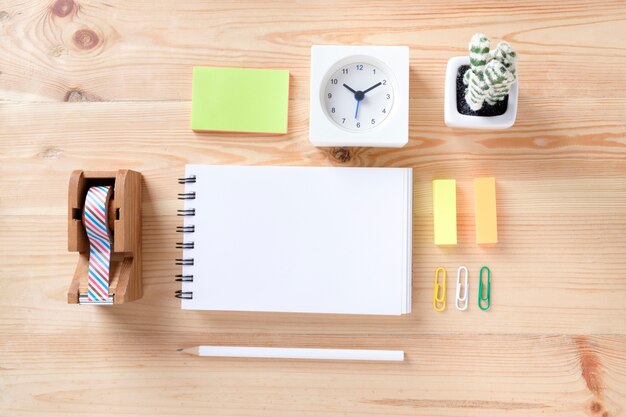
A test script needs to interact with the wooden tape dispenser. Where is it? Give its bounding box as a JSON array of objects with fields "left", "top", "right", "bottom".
[{"left": 67, "top": 170, "right": 142, "bottom": 305}]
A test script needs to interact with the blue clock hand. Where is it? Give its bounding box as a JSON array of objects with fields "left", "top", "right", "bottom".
[{"left": 353, "top": 90, "right": 365, "bottom": 119}]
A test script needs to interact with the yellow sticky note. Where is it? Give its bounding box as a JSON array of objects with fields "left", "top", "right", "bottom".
[
  {"left": 474, "top": 177, "right": 498, "bottom": 244},
  {"left": 191, "top": 66, "right": 289, "bottom": 134},
  {"left": 433, "top": 179, "right": 457, "bottom": 245}
]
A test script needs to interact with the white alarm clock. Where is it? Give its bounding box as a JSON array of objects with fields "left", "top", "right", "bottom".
[{"left": 309, "top": 45, "right": 409, "bottom": 147}]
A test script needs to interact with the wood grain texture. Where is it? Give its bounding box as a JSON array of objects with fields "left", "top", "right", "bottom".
[{"left": 1, "top": 0, "right": 626, "bottom": 416}]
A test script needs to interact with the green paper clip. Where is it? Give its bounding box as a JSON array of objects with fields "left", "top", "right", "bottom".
[{"left": 478, "top": 266, "right": 491, "bottom": 311}]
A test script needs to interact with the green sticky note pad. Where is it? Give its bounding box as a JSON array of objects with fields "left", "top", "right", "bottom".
[{"left": 191, "top": 66, "right": 289, "bottom": 134}]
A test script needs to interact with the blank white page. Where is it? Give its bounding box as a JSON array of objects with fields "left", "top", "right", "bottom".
[{"left": 181, "top": 165, "right": 412, "bottom": 315}]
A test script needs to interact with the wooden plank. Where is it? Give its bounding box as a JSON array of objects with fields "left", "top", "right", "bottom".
[
  {"left": 1, "top": 194, "right": 625, "bottom": 335},
  {"left": 0, "top": 1, "right": 626, "bottom": 101},
  {"left": 0, "top": 101, "right": 625, "bottom": 335},
  {"left": 0, "top": 334, "right": 624, "bottom": 416},
  {"left": 1, "top": 98, "right": 626, "bottom": 168}
]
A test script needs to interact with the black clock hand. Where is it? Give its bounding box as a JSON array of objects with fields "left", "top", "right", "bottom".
[
  {"left": 363, "top": 82, "right": 382, "bottom": 94},
  {"left": 343, "top": 83, "right": 357, "bottom": 94}
]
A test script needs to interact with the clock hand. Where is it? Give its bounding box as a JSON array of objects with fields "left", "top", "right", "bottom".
[
  {"left": 363, "top": 82, "right": 382, "bottom": 94},
  {"left": 343, "top": 83, "right": 366, "bottom": 119},
  {"left": 343, "top": 83, "right": 357, "bottom": 94}
]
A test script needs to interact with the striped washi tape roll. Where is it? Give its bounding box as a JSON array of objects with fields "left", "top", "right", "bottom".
[{"left": 83, "top": 185, "right": 113, "bottom": 302}]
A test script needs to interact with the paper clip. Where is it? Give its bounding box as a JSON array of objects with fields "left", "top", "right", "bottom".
[
  {"left": 478, "top": 266, "right": 491, "bottom": 311},
  {"left": 455, "top": 266, "right": 469, "bottom": 311},
  {"left": 433, "top": 267, "right": 446, "bottom": 312}
]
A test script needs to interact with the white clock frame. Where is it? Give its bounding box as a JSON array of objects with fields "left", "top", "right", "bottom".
[{"left": 309, "top": 45, "right": 409, "bottom": 148}]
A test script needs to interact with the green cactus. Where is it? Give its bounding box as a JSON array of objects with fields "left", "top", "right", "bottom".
[
  {"left": 463, "top": 34, "right": 517, "bottom": 111},
  {"left": 490, "top": 41, "right": 517, "bottom": 75}
]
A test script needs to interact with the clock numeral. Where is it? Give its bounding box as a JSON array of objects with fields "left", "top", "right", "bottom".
[
  {"left": 342, "top": 68, "right": 348, "bottom": 74},
  {"left": 356, "top": 122, "right": 361, "bottom": 128},
  {"left": 342, "top": 118, "right": 345, "bottom": 124},
  {"left": 382, "top": 108, "right": 386, "bottom": 113},
  {"left": 373, "top": 68, "right": 376, "bottom": 74},
  {"left": 382, "top": 79, "right": 387, "bottom": 85},
  {"left": 386, "top": 94, "right": 391, "bottom": 99},
  {"left": 371, "top": 119, "right": 375, "bottom": 124},
  {"left": 330, "top": 78, "right": 338, "bottom": 85},
  {"left": 328, "top": 93, "right": 332, "bottom": 99},
  {"left": 356, "top": 64, "right": 363, "bottom": 71},
  {"left": 331, "top": 107, "right": 336, "bottom": 113}
]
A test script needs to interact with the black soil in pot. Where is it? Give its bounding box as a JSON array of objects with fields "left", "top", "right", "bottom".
[{"left": 457, "top": 65, "right": 508, "bottom": 117}]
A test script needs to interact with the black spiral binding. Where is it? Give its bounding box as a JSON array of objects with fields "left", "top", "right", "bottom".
[
  {"left": 178, "top": 175, "right": 196, "bottom": 184},
  {"left": 175, "top": 274, "right": 194, "bottom": 282},
  {"left": 175, "top": 290, "right": 193, "bottom": 299},
  {"left": 176, "top": 175, "right": 196, "bottom": 300},
  {"left": 178, "top": 192, "right": 196, "bottom": 200}
]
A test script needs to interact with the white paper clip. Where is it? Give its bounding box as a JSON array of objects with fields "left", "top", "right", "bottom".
[{"left": 455, "top": 266, "right": 469, "bottom": 311}]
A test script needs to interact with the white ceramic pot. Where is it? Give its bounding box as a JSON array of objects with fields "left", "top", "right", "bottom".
[{"left": 444, "top": 56, "right": 518, "bottom": 129}]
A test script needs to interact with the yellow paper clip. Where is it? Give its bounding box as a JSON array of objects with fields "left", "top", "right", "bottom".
[{"left": 433, "top": 267, "right": 446, "bottom": 312}]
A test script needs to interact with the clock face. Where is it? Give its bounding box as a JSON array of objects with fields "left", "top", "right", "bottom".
[{"left": 323, "top": 61, "right": 394, "bottom": 131}]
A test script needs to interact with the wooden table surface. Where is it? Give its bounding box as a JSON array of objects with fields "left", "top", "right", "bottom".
[{"left": 1, "top": 1, "right": 626, "bottom": 416}]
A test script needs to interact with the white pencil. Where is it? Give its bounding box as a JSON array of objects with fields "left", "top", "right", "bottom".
[{"left": 178, "top": 346, "right": 404, "bottom": 362}]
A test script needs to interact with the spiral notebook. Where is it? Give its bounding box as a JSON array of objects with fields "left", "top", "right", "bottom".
[{"left": 176, "top": 165, "right": 412, "bottom": 315}]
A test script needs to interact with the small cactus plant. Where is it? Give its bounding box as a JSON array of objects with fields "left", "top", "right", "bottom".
[{"left": 463, "top": 33, "right": 517, "bottom": 111}]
